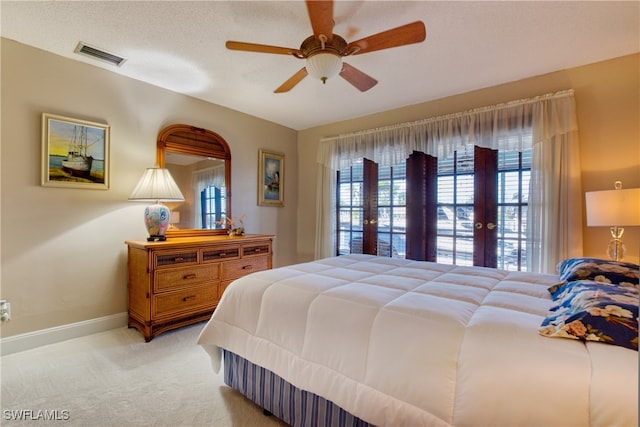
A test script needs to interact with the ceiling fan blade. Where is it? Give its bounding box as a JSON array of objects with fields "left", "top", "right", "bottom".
[
  {"left": 226, "top": 41, "right": 301, "bottom": 56},
  {"left": 274, "top": 67, "right": 309, "bottom": 93},
  {"left": 306, "top": 0, "right": 334, "bottom": 42},
  {"left": 339, "top": 62, "right": 377, "bottom": 92},
  {"left": 346, "top": 21, "right": 426, "bottom": 55}
]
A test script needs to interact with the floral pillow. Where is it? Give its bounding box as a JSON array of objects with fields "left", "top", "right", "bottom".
[
  {"left": 539, "top": 280, "right": 639, "bottom": 350},
  {"left": 556, "top": 257, "right": 639, "bottom": 288}
]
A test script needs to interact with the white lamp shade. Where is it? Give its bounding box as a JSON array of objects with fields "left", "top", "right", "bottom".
[
  {"left": 306, "top": 52, "right": 342, "bottom": 82},
  {"left": 129, "top": 168, "right": 185, "bottom": 202},
  {"left": 585, "top": 188, "right": 640, "bottom": 226}
]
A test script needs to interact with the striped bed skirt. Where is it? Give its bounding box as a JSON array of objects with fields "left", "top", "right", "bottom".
[{"left": 223, "top": 349, "right": 373, "bottom": 427}]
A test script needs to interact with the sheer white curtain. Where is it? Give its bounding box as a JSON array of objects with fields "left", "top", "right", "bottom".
[
  {"left": 528, "top": 96, "right": 583, "bottom": 272},
  {"left": 192, "top": 165, "right": 226, "bottom": 228},
  {"left": 315, "top": 90, "right": 582, "bottom": 273}
]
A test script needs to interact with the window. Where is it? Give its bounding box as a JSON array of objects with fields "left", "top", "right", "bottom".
[
  {"left": 337, "top": 159, "right": 406, "bottom": 258},
  {"left": 200, "top": 185, "right": 226, "bottom": 229},
  {"left": 496, "top": 149, "right": 530, "bottom": 271},
  {"left": 377, "top": 163, "right": 407, "bottom": 258},
  {"left": 337, "top": 160, "right": 364, "bottom": 255},
  {"left": 436, "top": 148, "right": 475, "bottom": 266},
  {"left": 336, "top": 146, "right": 530, "bottom": 271},
  {"left": 320, "top": 90, "right": 579, "bottom": 273},
  {"left": 437, "top": 146, "right": 530, "bottom": 270}
]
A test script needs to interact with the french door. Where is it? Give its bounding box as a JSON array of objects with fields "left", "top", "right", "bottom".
[
  {"left": 337, "top": 159, "right": 406, "bottom": 258},
  {"left": 336, "top": 146, "right": 529, "bottom": 270},
  {"left": 435, "top": 146, "right": 530, "bottom": 269}
]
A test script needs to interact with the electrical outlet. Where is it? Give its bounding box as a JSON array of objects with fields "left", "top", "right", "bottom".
[{"left": 0, "top": 300, "right": 11, "bottom": 322}]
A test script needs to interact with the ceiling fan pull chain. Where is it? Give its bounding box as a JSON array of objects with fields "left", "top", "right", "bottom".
[{"left": 319, "top": 34, "right": 327, "bottom": 50}]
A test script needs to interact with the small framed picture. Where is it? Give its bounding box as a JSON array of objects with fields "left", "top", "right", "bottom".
[
  {"left": 42, "top": 113, "right": 110, "bottom": 190},
  {"left": 258, "top": 149, "right": 284, "bottom": 207}
]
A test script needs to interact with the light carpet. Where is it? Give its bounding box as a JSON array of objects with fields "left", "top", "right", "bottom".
[{"left": 0, "top": 323, "right": 288, "bottom": 426}]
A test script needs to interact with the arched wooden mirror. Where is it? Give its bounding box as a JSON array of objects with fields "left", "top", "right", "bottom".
[{"left": 157, "top": 124, "right": 231, "bottom": 237}]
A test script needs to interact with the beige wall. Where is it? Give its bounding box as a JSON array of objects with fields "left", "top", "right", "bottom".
[
  {"left": 0, "top": 39, "right": 298, "bottom": 338},
  {"left": 297, "top": 54, "right": 640, "bottom": 264}
]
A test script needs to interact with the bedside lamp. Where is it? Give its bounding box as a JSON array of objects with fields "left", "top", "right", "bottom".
[
  {"left": 129, "top": 167, "right": 185, "bottom": 241},
  {"left": 585, "top": 181, "right": 640, "bottom": 261}
]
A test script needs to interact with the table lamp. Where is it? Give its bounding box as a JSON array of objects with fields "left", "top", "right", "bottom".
[
  {"left": 585, "top": 181, "right": 640, "bottom": 261},
  {"left": 129, "top": 167, "right": 185, "bottom": 241}
]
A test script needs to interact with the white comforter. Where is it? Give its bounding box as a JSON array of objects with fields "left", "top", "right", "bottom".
[{"left": 197, "top": 255, "right": 638, "bottom": 427}]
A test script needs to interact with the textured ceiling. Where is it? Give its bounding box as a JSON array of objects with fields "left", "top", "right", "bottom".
[{"left": 2, "top": 1, "right": 638, "bottom": 130}]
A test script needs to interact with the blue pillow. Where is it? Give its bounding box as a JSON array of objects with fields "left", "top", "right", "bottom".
[
  {"left": 539, "top": 280, "right": 638, "bottom": 351},
  {"left": 556, "top": 257, "right": 639, "bottom": 287}
]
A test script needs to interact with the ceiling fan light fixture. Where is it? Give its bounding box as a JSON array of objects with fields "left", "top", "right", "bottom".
[{"left": 306, "top": 52, "right": 342, "bottom": 84}]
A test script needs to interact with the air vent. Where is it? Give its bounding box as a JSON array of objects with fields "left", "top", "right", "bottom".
[{"left": 74, "top": 42, "right": 127, "bottom": 67}]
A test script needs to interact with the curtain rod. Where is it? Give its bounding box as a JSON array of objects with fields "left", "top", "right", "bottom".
[{"left": 320, "top": 89, "right": 574, "bottom": 143}]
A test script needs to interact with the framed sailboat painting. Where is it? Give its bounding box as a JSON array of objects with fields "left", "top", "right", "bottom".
[{"left": 42, "top": 113, "right": 110, "bottom": 189}]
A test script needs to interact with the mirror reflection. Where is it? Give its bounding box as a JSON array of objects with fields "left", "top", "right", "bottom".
[
  {"left": 165, "top": 152, "right": 227, "bottom": 230},
  {"left": 158, "top": 124, "right": 231, "bottom": 237}
]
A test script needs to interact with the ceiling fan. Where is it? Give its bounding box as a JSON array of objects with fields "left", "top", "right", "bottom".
[{"left": 225, "top": 0, "right": 426, "bottom": 93}]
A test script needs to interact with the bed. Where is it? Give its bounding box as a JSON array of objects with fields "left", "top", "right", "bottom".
[{"left": 197, "top": 254, "right": 638, "bottom": 426}]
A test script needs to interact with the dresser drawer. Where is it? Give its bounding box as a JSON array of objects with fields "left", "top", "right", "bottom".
[
  {"left": 153, "top": 249, "right": 199, "bottom": 268},
  {"left": 222, "top": 256, "right": 269, "bottom": 281},
  {"left": 202, "top": 247, "right": 240, "bottom": 262},
  {"left": 153, "top": 284, "right": 217, "bottom": 318},
  {"left": 242, "top": 244, "right": 271, "bottom": 257},
  {"left": 155, "top": 264, "right": 219, "bottom": 292}
]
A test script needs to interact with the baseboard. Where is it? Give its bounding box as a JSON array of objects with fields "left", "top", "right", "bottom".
[{"left": 0, "top": 312, "right": 128, "bottom": 356}]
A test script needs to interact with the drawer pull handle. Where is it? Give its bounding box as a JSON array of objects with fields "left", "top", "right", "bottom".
[
  {"left": 242, "top": 265, "right": 253, "bottom": 270},
  {"left": 174, "top": 257, "right": 184, "bottom": 262},
  {"left": 182, "top": 295, "right": 196, "bottom": 302},
  {"left": 253, "top": 248, "right": 261, "bottom": 253},
  {"left": 219, "top": 252, "right": 227, "bottom": 257},
  {"left": 183, "top": 274, "right": 197, "bottom": 280}
]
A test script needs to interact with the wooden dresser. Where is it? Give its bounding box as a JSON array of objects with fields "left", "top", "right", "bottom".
[{"left": 125, "top": 234, "right": 274, "bottom": 341}]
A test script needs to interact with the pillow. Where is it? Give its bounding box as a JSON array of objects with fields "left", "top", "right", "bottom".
[
  {"left": 556, "top": 257, "right": 639, "bottom": 287},
  {"left": 539, "top": 280, "right": 639, "bottom": 350}
]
